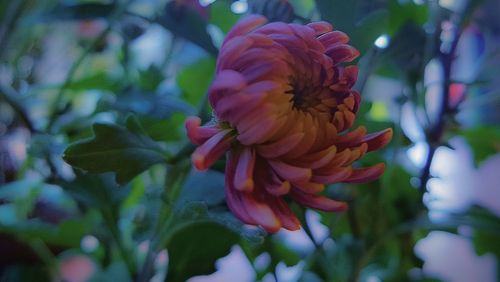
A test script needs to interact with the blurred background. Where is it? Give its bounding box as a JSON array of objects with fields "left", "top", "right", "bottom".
[{"left": 0, "top": 0, "right": 499, "bottom": 281}]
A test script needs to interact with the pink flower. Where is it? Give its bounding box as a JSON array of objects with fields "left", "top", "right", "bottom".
[{"left": 185, "top": 15, "right": 393, "bottom": 233}]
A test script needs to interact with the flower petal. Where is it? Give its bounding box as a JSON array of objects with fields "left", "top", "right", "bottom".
[
  {"left": 290, "top": 189, "right": 348, "bottom": 212},
  {"left": 311, "top": 166, "right": 352, "bottom": 184},
  {"left": 192, "top": 129, "right": 233, "bottom": 171},
  {"left": 223, "top": 15, "right": 267, "bottom": 47},
  {"left": 268, "top": 160, "right": 312, "bottom": 183},
  {"left": 234, "top": 147, "right": 256, "bottom": 192},
  {"left": 362, "top": 128, "right": 393, "bottom": 152},
  {"left": 344, "top": 163, "right": 385, "bottom": 183},
  {"left": 185, "top": 116, "right": 220, "bottom": 145},
  {"left": 257, "top": 132, "right": 304, "bottom": 158},
  {"left": 307, "top": 21, "right": 333, "bottom": 35}
]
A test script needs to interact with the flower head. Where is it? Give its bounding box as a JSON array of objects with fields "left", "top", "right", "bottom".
[{"left": 186, "top": 15, "right": 393, "bottom": 233}]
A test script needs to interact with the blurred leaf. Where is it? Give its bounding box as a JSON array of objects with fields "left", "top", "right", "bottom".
[
  {"left": 474, "top": 229, "right": 500, "bottom": 257},
  {"left": 60, "top": 173, "right": 130, "bottom": 209},
  {"left": 248, "top": 0, "right": 295, "bottom": 23},
  {"left": 102, "top": 88, "right": 194, "bottom": 119},
  {"left": 314, "top": 0, "right": 388, "bottom": 54},
  {"left": 352, "top": 9, "right": 389, "bottom": 54},
  {"left": 138, "top": 65, "right": 164, "bottom": 92},
  {"left": 165, "top": 221, "right": 239, "bottom": 282},
  {"left": 158, "top": 1, "right": 218, "bottom": 56},
  {"left": 137, "top": 113, "right": 186, "bottom": 142},
  {"left": 89, "top": 262, "right": 132, "bottom": 282},
  {"left": 381, "top": 166, "right": 421, "bottom": 224},
  {"left": 268, "top": 238, "right": 301, "bottom": 267},
  {"left": 387, "top": 0, "right": 428, "bottom": 35},
  {"left": 177, "top": 57, "right": 216, "bottom": 106},
  {"left": 63, "top": 116, "right": 168, "bottom": 184},
  {"left": 0, "top": 218, "right": 91, "bottom": 248},
  {"left": 176, "top": 170, "right": 225, "bottom": 208},
  {"left": 381, "top": 22, "right": 427, "bottom": 74},
  {"left": 122, "top": 176, "right": 145, "bottom": 210},
  {"left": 67, "top": 72, "right": 120, "bottom": 92},
  {"left": 0, "top": 265, "right": 50, "bottom": 281},
  {"left": 368, "top": 101, "right": 391, "bottom": 121},
  {"left": 0, "top": 180, "right": 76, "bottom": 224},
  {"left": 209, "top": 0, "right": 241, "bottom": 33},
  {"left": 45, "top": 2, "right": 115, "bottom": 21},
  {"left": 459, "top": 127, "right": 500, "bottom": 166}
]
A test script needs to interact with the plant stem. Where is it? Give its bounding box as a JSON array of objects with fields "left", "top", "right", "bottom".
[
  {"left": 46, "top": 2, "right": 129, "bottom": 132},
  {"left": 101, "top": 207, "right": 136, "bottom": 277},
  {"left": 418, "top": 2, "right": 466, "bottom": 194},
  {"left": 45, "top": 26, "right": 112, "bottom": 132},
  {"left": 0, "top": 0, "right": 27, "bottom": 60},
  {"left": 0, "top": 83, "right": 36, "bottom": 132}
]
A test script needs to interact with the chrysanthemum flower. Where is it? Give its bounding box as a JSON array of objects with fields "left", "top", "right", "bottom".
[{"left": 185, "top": 15, "right": 393, "bottom": 233}]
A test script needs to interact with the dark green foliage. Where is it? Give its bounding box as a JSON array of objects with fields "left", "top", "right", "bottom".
[
  {"left": 459, "top": 127, "right": 500, "bottom": 166},
  {"left": 63, "top": 116, "right": 168, "bottom": 185},
  {"left": 164, "top": 221, "right": 239, "bottom": 282}
]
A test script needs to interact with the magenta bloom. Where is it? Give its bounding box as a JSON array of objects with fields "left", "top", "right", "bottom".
[{"left": 186, "top": 16, "right": 393, "bottom": 233}]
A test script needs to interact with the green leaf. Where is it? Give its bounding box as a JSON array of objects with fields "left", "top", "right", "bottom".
[
  {"left": 0, "top": 217, "right": 92, "bottom": 248},
  {"left": 158, "top": 1, "right": 218, "bottom": 56},
  {"left": 209, "top": 0, "right": 241, "bottom": 33},
  {"left": 387, "top": 0, "right": 428, "bottom": 35},
  {"left": 176, "top": 170, "right": 226, "bottom": 208},
  {"left": 102, "top": 89, "right": 194, "bottom": 119},
  {"left": 67, "top": 72, "right": 120, "bottom": 92},
  {"left": 165, "top": 221, "right": 239, "bottom": 282},
  {"left": 474, "top": 229, "right": 500, "bottom": 257},
  {"left": 60, "top": 173, "right": 130, "bottom": 209},
  {"left": 381, "top": 22, "right": 427, "bottom": 73},
  {"left": 138, "top": 65, "right": 164, "bottom": 92},
  {"left": 45, "top": 2, "right": 115, "bottom": 21},
  {"left": 63, "top": 116, "right": 168, "bottom": 184},
  {"left": 459, "top": 127, "right": 500, "bottom": 166},
  {"left": 137, "top": 113, "right": 186, "bottom": 142},
  {"left": 177, "top": 57, "right": 216, "bottom": 106},
  {"left": 314, "top": 0, "right": 388, "bottom": 54},
  {"left": 89, "top": 262, "right": 132, "bottom": 282}
]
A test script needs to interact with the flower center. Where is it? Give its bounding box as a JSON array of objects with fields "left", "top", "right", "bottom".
[{"left": 288, "top": 84, "right": 332, "bottom": 116}]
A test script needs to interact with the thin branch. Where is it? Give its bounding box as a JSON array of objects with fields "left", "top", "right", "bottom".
[
  {"left": 45, "top": 26, "right": 113, "bottom": 132},
  {"left": 418, "top": 1, "right": 470, "bottom": 193},
  {"left": 0, "top": 83, "right": 36, "bottom": 132},
  {"left": 0, "top": 0, "right": 27, "bottom": 59},
  {"left": 46, "top": 2, "right": 130, "bottom": 132}
]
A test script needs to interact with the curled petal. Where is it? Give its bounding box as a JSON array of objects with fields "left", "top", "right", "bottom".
[
  {"left": 290, "top": 189, "right": 348, "bottom": 212},
  {"left": 209, "top": 70, "right": 247, "bottom": 106},
  {"left": 223, "top": 15, "right": 267, "bottom": 47},
  {"left": 234, "top": 147, "right": 256, "bottom": 192},
  {"left": 318, "top": 30, "right": 350, "bottom": 46},
  {"left": 192, "top": 129, "right": 234, "bottom": 171},
  {"left": 241, "top": 193, "right": 282, "bottom": 233},
  {"left": 326, "top": 44, "right": 360, "bottom": 64},
  {"left": 362, "top": 128, "right": 393, "bottom": 152},
  {"left": 225, "top": 152, "right": 258, "bottom": 225},
  {"left": 297, "top": 145, "right": 337, "bottom": 169},
  {"left": 293, "top": 181, "right": 325, "bottom": 194},
  {"left": 269, "top": 160, "right": 312, "bottom": 183},
  {"left": 344, "top": 163, "right": 385, "bottom": 183},
  {"left": 311, "top": 166, "right": 352, "bottom": 184},
  {"left": 268, "top": 197, "right": 300, "bottom": 231},
  {"left": 265, "top": 179, "right": 291, "bottom": 196},
  {"left": 257, "top": 132, "right": 304, "bottom": 158},
  {"left": 185, "top": 116, "right": 219, "bottom": 145},
  {"left": 336, "top": 126, "right": 367, "bottom": 147},
  {"left": 307, "top": 21, "right": 333, "bottom": 35}
]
